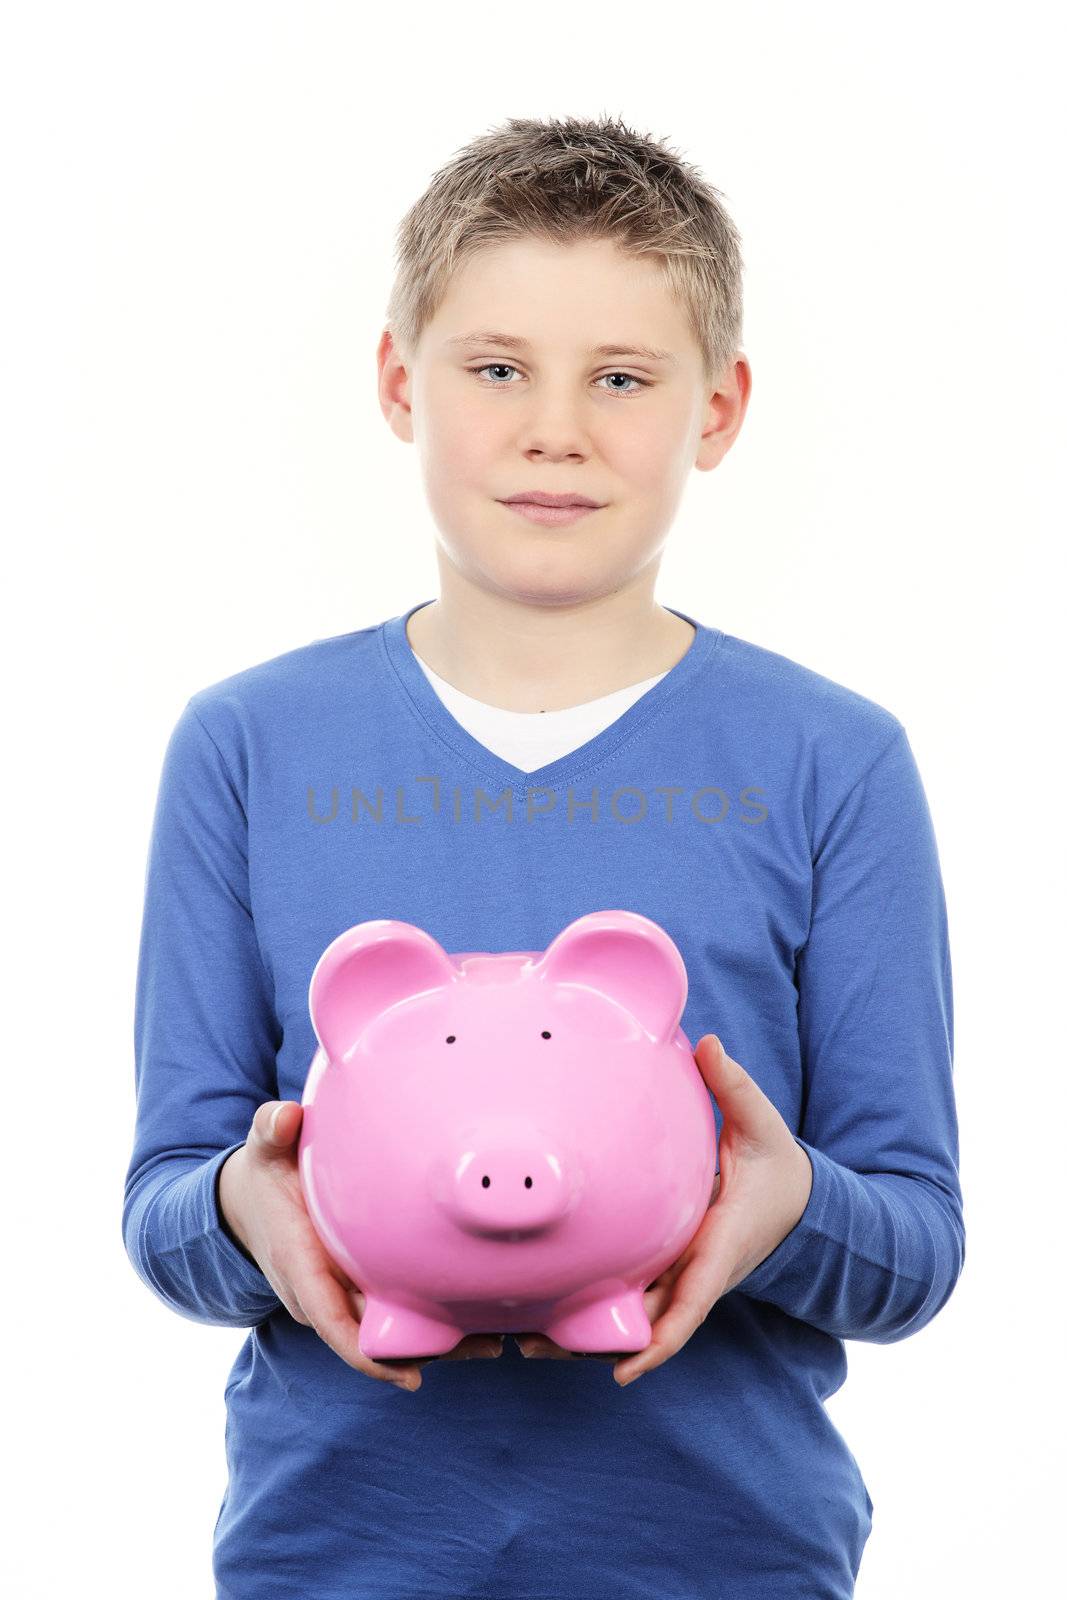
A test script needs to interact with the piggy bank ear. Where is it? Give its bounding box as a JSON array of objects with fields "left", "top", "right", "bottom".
[
  {"left": 308, "top": 919, "right": 458, "bottom": 1065},
  {"left": 532, "top": 909, "right": 688, "bottom": 1043}
]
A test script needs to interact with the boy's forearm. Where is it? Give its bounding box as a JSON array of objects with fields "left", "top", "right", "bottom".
[
  {"left": 123, "top": 1146, "right": 282, "bottom": 1329},
  {"left": 734, "top": 1137, "right": 965, "bottom": 1343}
]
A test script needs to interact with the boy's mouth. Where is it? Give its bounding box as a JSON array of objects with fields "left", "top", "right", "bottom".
[
  {"left": 500, "top": 501, "right": 603, "bottom": 527},
  {"left": 502, "top": 491, "right": 604, "bottom": 508}
]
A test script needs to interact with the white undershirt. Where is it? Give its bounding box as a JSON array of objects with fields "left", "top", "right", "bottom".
[{"left": 411, "top": 652, "right": 669, "bottom": 774}]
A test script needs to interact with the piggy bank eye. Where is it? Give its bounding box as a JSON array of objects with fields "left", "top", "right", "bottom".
[
  {"left": 445, "top": 1034, "right": 456, "bottom": 1043},
  {"left": 541, "top": 1030, "right": 552, "bottom": 1039}
]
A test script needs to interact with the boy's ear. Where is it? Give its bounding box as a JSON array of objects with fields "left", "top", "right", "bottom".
[{"left": 308, "top": 919, "right": 457, "bottom": 1065}]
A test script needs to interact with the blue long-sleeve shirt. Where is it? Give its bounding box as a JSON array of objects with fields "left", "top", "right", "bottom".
[{"left": 123, "top": 598, "right": 965, "bottom": 1600}]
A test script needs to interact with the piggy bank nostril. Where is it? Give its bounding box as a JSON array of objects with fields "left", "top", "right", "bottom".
[{"left": 524, "top": 1177, "right": 532, "bottom": 1188}]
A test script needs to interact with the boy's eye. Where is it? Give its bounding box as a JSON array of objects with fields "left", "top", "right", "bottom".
[{"left": 470, "top": 364, "right": 648, "bottom": 395}]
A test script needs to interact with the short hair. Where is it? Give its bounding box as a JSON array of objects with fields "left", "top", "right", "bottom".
[{"left": 384, "top": 113, "right": 745, "bottom": 389}]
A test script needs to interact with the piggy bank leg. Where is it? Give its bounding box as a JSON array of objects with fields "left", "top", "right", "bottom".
[
  {"left": 544, "top": 1289, "right": 652, "bottom": 1354},
  {"left": 358, "top": 1297, "right": 465, "bottom": 1360}
]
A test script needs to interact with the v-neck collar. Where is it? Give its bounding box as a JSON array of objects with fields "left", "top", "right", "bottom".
[{"left": 379, "top": 598, "right": 723, "bottom": 793}]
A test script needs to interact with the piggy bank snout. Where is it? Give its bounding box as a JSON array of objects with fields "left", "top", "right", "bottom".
[{"left": 438, "top": 1123, "right": 574, "bottom": 1236}]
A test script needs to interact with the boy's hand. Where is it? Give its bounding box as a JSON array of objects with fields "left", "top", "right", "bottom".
[
  {"left": 516, "top": 1034, "right": 813, "bottom": 1387},
  {"left": 217, "top": 1101, "right": 505, "bottom": 1393}
]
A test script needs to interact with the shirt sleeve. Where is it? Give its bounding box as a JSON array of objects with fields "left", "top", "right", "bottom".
[
  {"left": 732, "top": 722, "right": 965, "bottom": 1343},
  {"left": 122, "top": 697, "right": 285, "bottom": 1328}
]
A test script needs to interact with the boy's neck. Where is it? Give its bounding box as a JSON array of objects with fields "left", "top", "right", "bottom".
[{"left": 404, "top": 580, "right": 697, "bottom": 714}]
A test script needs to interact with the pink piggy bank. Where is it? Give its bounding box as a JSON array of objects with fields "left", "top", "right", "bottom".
[{"left": 297, "top": 908, "right": 717, "bottom": 1360}]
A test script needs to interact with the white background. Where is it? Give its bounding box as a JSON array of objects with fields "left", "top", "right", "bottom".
[{"left": 3, "top": 3, "right": 1062, "bottom": 1595}]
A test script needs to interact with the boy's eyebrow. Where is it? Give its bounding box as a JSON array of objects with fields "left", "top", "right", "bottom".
[{"left": 444, "top": 330, "right": 678, "bottom": 366}]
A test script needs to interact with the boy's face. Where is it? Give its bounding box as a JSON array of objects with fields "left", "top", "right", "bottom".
[{"left": 379, "top": 236, "right": 749, "bottom": 608}]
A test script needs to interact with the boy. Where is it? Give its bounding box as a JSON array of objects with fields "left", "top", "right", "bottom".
[{"left": 123, "top": 114, "right": 964, "bottom": 1599}]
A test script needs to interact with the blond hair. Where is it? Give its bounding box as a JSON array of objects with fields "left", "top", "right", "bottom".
[{"left": 384, "top": 114, "right": 745, "bottom": 388}]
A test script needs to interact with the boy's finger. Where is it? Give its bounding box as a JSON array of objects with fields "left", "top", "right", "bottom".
[
  {"left": 249, "top": 1099, "right": 301, "bottom": 1157},
  {"left": 437, "top": 1336, "right": 505, "bottom": 1360},
  {"left": 519, "top": 1336, "right": 625, "bottom": 1362},
  {"left": 517, "top": 1336, "right": 565, "bottom": 1358},
  {"left": 297, "top": 1255, "right": 421, "bottom": 1387}
]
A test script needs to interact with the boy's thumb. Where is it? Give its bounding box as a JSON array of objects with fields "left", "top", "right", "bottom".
[{"left": 258, "top": 1100, "right": 301, "bottom": 1149}]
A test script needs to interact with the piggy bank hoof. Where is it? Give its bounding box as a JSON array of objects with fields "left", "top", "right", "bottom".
[
  {"left": 358, "top": 1297, "right": 463, "bottom": 1360},
  {"left": 544, "top": 1289, "right": 652, "bottom": 1353}
]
